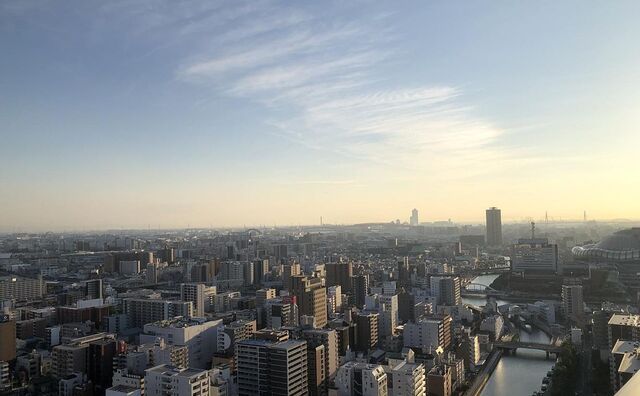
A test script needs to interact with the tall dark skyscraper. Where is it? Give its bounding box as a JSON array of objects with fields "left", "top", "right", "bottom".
[
  {"left": 397, "top": 257, "right": 411, "bottom": 288},
  {"left": 354, "top": 311, "right": 379, "bottom": 352},
  {"left": 326, "top": 262, "right": 353, "bottom": 292},
  {"left": 351, "top": 275, "right": 369, "bottom": 308},
  {"left": 253, "top": 259, "right": 269, "bottom": 286},
  {"left": 84, "top": 279, "right": 103, "bottom": 300},
  {"left": 485, "top": 207, "right": 503, "bottom": 246}
]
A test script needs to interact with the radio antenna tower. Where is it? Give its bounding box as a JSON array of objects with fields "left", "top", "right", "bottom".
[{"left": 531, "top": 221, "right": 536, "bottom": 239}]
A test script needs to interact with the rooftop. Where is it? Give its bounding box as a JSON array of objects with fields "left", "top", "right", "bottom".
[
  {"left": 619, "top": 349, "right": 640, "bottom": 375},
  {"left": 144, "top": 317, "right": 219, "bottom": 328},
  {"left": 613, "top": 340, "right": 640, "bottom": 355},
  {"left": 145, "top": 364, "right": 207, "bottom": 378},
  {"left": 107, "top": 385, "right": 139, "bottom": 394},
  {"left": 609, "top": 314, "right": 640, "bottom": 327}
]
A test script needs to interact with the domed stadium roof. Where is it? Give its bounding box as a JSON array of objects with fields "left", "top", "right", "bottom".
[
  {"left": 595, "top": 228, "right": 640, "bottom": 250},
  {"left": 572, "top": 228, "right": 640, "bottom": 261}
]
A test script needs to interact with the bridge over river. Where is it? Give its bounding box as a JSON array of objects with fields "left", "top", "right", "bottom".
[{"left": 493, "top": 340, "right": 562, "bottom": 353}]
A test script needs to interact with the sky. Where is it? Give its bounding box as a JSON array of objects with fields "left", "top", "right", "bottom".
[{"left": 1, "top": 0, "right": 640, "bottom": 231}]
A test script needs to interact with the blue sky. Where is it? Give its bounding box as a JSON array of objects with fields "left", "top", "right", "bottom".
[{"left": 1, "top": 1, "right": 639, "bottom": 230}]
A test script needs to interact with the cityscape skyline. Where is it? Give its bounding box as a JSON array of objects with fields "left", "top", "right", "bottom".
[
  {"left": 2, "top": 2, "right": 640, "bottom": 395},
  {"left": 0, "top": 207, "right": 635, "bottom": 234},
  {"left": 2, "top": 1, "right": 640, "bottom": 231}
]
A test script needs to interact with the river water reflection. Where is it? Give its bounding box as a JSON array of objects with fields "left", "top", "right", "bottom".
[
  {"left": 464, "top": 275, "right": 555, "bottom": 396},
  {"left": 480, "top": 330, "right": 554, "bottom": 396}
]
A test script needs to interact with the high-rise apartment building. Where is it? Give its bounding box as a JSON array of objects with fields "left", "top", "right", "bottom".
[
  {"left": 52, "top": 333, "right": 116, "bottom": 384},
  {"left": 291, "top": 276, "right": 327, "bottom": 328},
  {"left": 562, "top": 284, "right": 584, "bottom": 324},
  {"left": 427, "top": 365, "right": 452, "bottom": 396},
  {"left": 144, "top": 364, "right": 210, "bottom": 396},
  {"left": 608, "top": 314, "right": 640, "bottom": 392},
  {"left": 365, "top": 293, "right": 399, "bottom": 337},
  {"left": 398, "top": 290, "right": 415, "bottom": 323},
  {"left": 335, "top": 362, "right": 388, "bottom": 396},
  {"left": 114, "top": 338, "right": 188, "bottom": 374},
  {"left": 140, "top": 317, "right": 223, "bottom": 369},
  {"left": 460, "top": 329, "right": 482, "bottom": 370},
  {"left": 216, "top": 319, "right": 257, "bottom": 359},
  {"left": 430, "top": 276, "right": 461, "bottom": 306},
  {"left": 88, "top": 337, "right": 118, "bottom": 393},
  {"left": 214, "top": 291, "right": 241, "bottom": 313},
  {"left": 283, "top": 263, "right": 301, "bottom": 291},
  {"left": 85, "top": 279, "right": 103, "bottom": 300},
  {"left": 355, "top": 311, "right": 379, "bottom": 352},
  {"left": 307, "top": 344, "right": 326, "bottom": 396},
  {"left": 611, "top": 340, "right": 640, "bottom": 392},
  {"left": 326, "top": 262, "right": 353, "bottom": 293},
  {"left": 253, "top": 259, "right": 270, "bottom": 286},
  {"left": 0, "top": 275, "right": 44, "bottom": 301},
  {"left": 410, "top": 209, "right": 419, "bottom": 226},
  {"left": 218, "top": 261, "right": 245, "bottom": 286},
  {"left": 301, "top": 329, "right": 339, "bottom": 383},
  {"left": 485, "top": 207, "right": 503, "bottom": 246},
  {"left": 608, "top": 314, "right": 640, "bottom": 351},
  {"left": 180, "top": 283, "right": 206, "bottom": 317},
  {"left": 392, "top": 361, "right": 426, "bottom": 396},
  {"left": 512, "top": 238, "right": 559, "bottom": 274},
  {"left": 236, "top": 339, "right": 308, "bottom": 396},
  {"left": 256, "top": 288, "right": 276, "bottom": 308},
  {"left": 403, "top": 315, "right": 453, "bottom": 352},
  {"left": 352, "top": 275, "right": 369, "bottom": 308},
  {"left": 146, "top": 262, "right": 159, "bottom": 284},
  {"left": 123, "top": 298, "right": 193, "bottom": 328},
  {"left": 327, "top": 285, "right": 343, "bottom": 316},
  {"left": 265, "top": 299, "right": 296, "bottom": 329},
  {"left": 397, "top": 258, "right": 411, "bottom": 288},
  {"left": 0, "top": 319, "right": 16, "bottom": 362},
  {"left": 241, "top": 261, "right": 253, "bottom": 286}
]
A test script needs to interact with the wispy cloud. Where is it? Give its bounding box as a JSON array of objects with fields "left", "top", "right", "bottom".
[
  {"left": 284, "top": 180, "right": 357, "bottom": 186},
  {"left": 171, "top": 2, "right": 536, "bottom": 180}
]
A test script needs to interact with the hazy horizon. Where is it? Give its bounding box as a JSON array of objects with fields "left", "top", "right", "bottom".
[
  {"left": 3, "top": 215, "right": 639, "bottom": 234},
  {"left": 2, "top": 1, "right": 640, "bottom": 231}
]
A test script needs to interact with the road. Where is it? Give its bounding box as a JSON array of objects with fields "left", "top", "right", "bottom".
[{"left": 577, "top": 328, "right": 593, "bottom": 396}]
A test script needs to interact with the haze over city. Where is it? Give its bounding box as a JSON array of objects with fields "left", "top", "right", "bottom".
[{"left": 2, "top": 1, "right": 640, "bottom": 231}]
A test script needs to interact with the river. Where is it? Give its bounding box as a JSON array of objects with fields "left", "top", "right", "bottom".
[
  {"left": 462, "top": 274, "right": 508, "bottom": 307},
  {"left": 465, "top": 275, "right": 555, "bottom": 396},
  {"left": 480, "top": 329, "right": 554, "bottom": 396}
]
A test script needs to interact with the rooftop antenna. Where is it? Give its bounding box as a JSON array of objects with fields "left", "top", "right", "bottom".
[{"left": 531, "top": 221, "right": 536, "bottom": 239}]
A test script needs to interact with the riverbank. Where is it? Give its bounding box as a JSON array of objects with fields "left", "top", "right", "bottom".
[{"left": 465, "top": 349, "right": 503, "bottom": 396}]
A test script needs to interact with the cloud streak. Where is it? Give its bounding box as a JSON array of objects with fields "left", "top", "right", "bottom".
[{"left": 172, "top": 2, "right": 536, "bottom": 180}]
